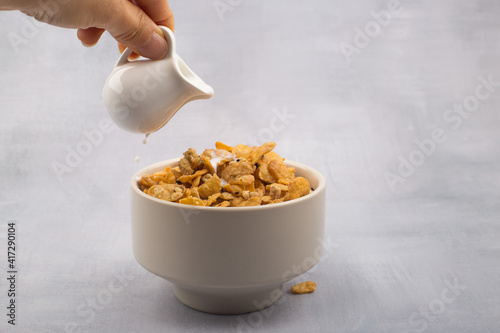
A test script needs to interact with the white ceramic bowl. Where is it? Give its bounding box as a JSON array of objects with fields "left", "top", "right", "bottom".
[{"left": 131, "top": 158, "right": 326, "bottom": 314}]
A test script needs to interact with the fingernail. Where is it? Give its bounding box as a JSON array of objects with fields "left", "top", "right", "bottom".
[
  {"left": 139, "top": 32, "right": 167, "bottom": 60},
  {"left": 155, "top": 26, "right": 164, "bottom": 36}
]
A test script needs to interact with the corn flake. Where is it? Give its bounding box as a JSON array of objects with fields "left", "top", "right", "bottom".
[
  {"left": 268, "top": 160, "right": 295, "bottom": 185},
  {"left": 179, "top": 197, "right": 205, "bottom": 206},
  {"left": 269, "top": 184, "right": 282, "bottom": 200},
  {"left": 266, "top": 183, "right": 288, "bottom": 192},
  {"left": 285, "top": 177, "right": 311, "bottom": 201},
  {"left": 215, "top": 141, "right": 233, "bottom": 151},
  {"left": 179, "top": 148, "right": 201, "bottom": 175},
  {"left": 139, "top": 175, "right": 157, "bottom": 189},
  {"left": 148, "top": 184, "right": 185, "bottom": 202},
  {"left": 261, "top": 151, "right": 284, "bottom": 164},
  {"left": 232, "top": 144, "right": 252, "bottom": 159},
  {"left": 215, "top": 200, "right": 231, "bottom": 207},
  {"left": 249, "top": 142, "right": 276, "bottom": 164},
  {"left": 177, "top": 169, "right": 208, "bottom": 183},
  {"left": 198, "top": 174, "right": 222, "bottom": 199},
  {"left": 291, "top": 281, "right": 316, "bottom": 294},
  {"left": 236, "top": 196, "right": 261, "bottom": 207},
  {"left": 206, "top": 193, "right": 221, "bottom": 206},
  {"left": 139, "top": 142, "right": 312, "bottom": 207},
  {"left": 256, "top": 162, "right": 276, "bottom": 184},
  {"left": 221, "top": 161, "right": 254, "bottom": 184}
]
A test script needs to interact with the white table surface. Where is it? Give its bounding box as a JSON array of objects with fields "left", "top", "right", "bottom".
[{"left": 1, "top": 0, "right": 500, "bottom": 332}]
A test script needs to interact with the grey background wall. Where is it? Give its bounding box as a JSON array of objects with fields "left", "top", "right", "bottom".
[{"left": 1, "top": 0, "right": 499, "bottom": 332}]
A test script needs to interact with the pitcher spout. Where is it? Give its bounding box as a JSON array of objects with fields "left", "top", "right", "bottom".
[
  {"left": 176, "top": 57, "right": 214, "bottom": 100},
  {"left": 191, "top": 81, "right": 214, "bottom": 100}
]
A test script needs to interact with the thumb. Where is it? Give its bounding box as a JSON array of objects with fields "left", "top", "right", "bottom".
[{"left": 105, "top": 2, "right": 167, "bottom": 60}]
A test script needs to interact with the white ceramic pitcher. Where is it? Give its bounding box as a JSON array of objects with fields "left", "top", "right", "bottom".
[{"left": 102, "top": 26, "right": 214, "bottom": 134}]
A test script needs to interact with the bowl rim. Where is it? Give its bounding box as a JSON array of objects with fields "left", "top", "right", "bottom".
[{"left": 131, "top": 157, "right": 326, "bottom": 211}]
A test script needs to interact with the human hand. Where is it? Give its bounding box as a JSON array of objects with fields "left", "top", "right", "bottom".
[{"left": 1, "top": 0, "right": 174, "bottom": 60}]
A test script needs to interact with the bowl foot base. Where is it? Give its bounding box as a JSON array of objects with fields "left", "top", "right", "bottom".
[{"left": 173, "top": 283, "right": 284, "bottom": 315}]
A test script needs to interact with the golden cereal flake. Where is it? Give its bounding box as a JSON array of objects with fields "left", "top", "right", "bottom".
[
  {"left": 179, "top": 197, "right": 205, "bottom": 206},
  {"left": 229, "top": 174, "right": 255, "bottom": 186},
  {"left": 139, "top": 175, "right": 157, "bottom": 189},
  {"left": 291, "top": 281, "right": 316, "bottom": 294},
  {"left": 236, "top": 196, "right": 261, "bottom": 207},
  {"left": 192, "top": 175, "right": 202, "bottom": 187},
  {"left": 254, "top": 178, "right": 266, "bottom": 197},
  {"left": 149, "top": 184, "right": 185, "bottom": 202},
  {"left": 269, "top": 198, "right": 285, "bottom": 205},
  {"left": 249, "top": 142, "right": 276, "bottom": 164},
  {"left": 223, "top": 183, "right": 255, "bottom": 196},
  {"left": 190, "top": 186, "right": 201, "bottom": 198},
  {"left": 200, "top": 151, "right": 215, "bottom": 174},
  {"left": 265, "top": 183, "right": 288, "bottom": 192},
  {"left": 177, "top": 169, "right": 208, "bottom": 184},
  {"left": 261, "top": 151, "right": 284, "bottom": 164},
  {"left": 215, "top": 141, "right": 233, "bottom": 151},
  {"left": 206, "top": 192, "right": 221, "bottom": 206},
  {"left": 220, "top": 191, "right": 236, "bottom": 200},
  {"left": 261, "top": 195, "right": 272, "bottom": 204},
  {"left": 269, "top": 183, "right": 282, "bottom": 200},
  {"left": 215, "top": 200, "right": 231, "bottom": 207},
  {"left": 285, "top": 177, "right": 311, "bottom": 201},
  {"left": 256, "top": 162, "right": 276, "bottom": 184},
  {"left": 249, "top": 191, "right": 260, "bottom": 198},
  {"left": 150, "top": 170, "right": 176, "bottom": 184},
  {"left": 199, "top": 174, "right": 222, "bottom": 199},
  {"left": 268, "top": 160, "right": 295, "bottom": 185},
  {"left": 230, "top": 197, "right": 245, "bottom": 207},
  {"left": 171, "top": 166, "right": 183, "bottom": 179},
  {"left": 201, "top": 149, "right": 234, "bottom": 174},
  {"left": 232, "top": 144, "right": 253, "bottom": 159},
  {"left": 220, "top": 161, "right": 254, "bottom": 184},
  {"left": 179, "top": 148, "right": 201, "bottom": 175}
]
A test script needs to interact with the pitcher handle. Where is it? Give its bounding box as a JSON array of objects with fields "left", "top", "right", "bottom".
[{"left": 114, "top": 26, "right": 176, "bottom": 67}]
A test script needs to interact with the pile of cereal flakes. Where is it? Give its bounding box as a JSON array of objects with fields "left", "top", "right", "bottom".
[{"left": 138, "top": 142, "right": 312, "bottom": 207}]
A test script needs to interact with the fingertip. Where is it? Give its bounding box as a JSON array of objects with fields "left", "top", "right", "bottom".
[
  {"left": 77, "top": 29, "right": 94, "bottom": 47},
  {"left": 118, "top": 42, "right": 127, "bottom": 53},
  {"left": 77, "top": 27, "right": 105, "bottom": 47},
  {"left": 129, "top": 52, "right": 140, "bottom": 60}
]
